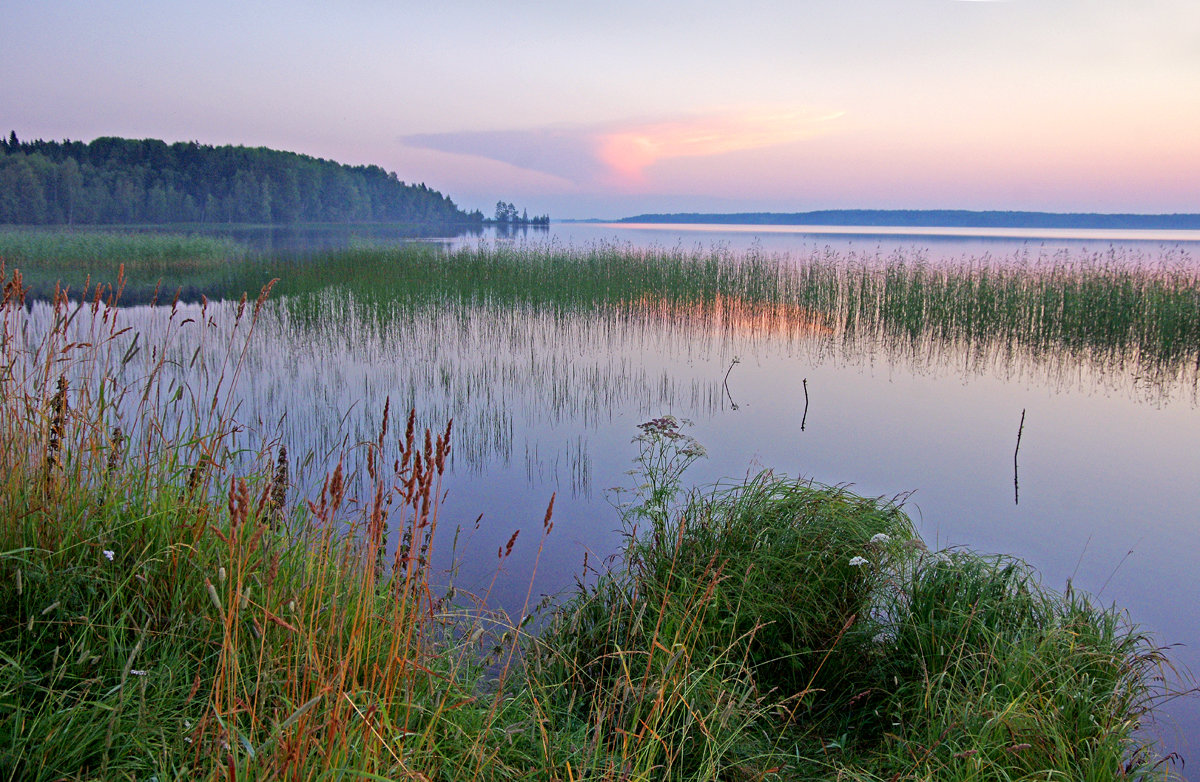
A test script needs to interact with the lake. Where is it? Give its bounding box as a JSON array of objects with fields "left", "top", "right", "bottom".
[{"left": 19, "top": 220, "right": 1200, "bottom": 769}]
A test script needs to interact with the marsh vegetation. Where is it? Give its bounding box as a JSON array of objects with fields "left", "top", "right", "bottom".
[{"left": 1, "top": 235, "right": 1196, "bottom": 778}]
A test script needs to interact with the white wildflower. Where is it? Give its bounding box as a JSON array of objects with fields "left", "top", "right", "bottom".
[
  {"left": 848, "top": 556, "right": 869, "bottom": 567},
  {"left": 869, "top": 533, "right": 891, "bottom": 545},
  {"left": 130, "top": 669, "right": 147, "bottom": 676},
  {"left": 103, "top": 550, "right": 115, "bottom": 561}
]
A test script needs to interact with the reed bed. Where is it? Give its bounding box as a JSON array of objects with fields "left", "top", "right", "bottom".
[
  {"left": 274, "top": 242, "right": 1200, "bottom": 387},
  {"left": 0, "top": 264, "right": 541, "bottom": 779},
  {"left": 0, "top": 228, "right": 242, "bottom": 267},
  {"left": 0, "top": 228, "right": 248, "bottom": 306},
  {"left": 0, "top": 257, "right": 1190, "bottom": 779}
]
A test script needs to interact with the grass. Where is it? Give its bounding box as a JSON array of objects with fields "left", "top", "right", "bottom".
[
  {"left": 267, "top": 242, "right": 1200, "bottom": 386},
  {"left": 0, "top": 228, "right": 247, "bottom": 304},
  {"left": 528, "top": 419, "right": 1185, "bottom": 780},
  {"left": 0, "top": 228, "right": 243, "bottom": 267},
  {"left": 0, "top": 263, "right": 540, "bottom": 779},
  {"left": 0, "top": 261, "right": 1190, "bottom": 780}
]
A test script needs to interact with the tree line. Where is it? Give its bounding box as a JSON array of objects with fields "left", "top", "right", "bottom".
[
  {"left": 0, "top": 132, "right": 485, "bottom": 226},
  {"left": 492, "top": 201, "right": 549, "bottom": 226},
  {"left": 618, "top": 209, "right": 1200, "bottom": 229}
]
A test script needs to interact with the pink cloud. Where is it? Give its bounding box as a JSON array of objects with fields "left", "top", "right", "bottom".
[
  {"left": 401, "top": 107, "right": 843, "bottom": 190},
  {"left": 594, "top": 109, "right": 845, "bottom": 186}
]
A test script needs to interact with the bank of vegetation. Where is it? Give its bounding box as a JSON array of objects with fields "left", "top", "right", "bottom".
[
  {"left": 0, "top": 256, "right": 1188, "bottom": 779},
  {"left": 0, "top": 132, "right": 483, "bottom": 225},
  {"left": 265, "top": 242, "right": 1200, "bottom": 385},
  {"left": 0, "top": 228, "right": 242, "bottom": 267}
]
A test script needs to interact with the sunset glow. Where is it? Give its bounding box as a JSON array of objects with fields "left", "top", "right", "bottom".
[
  {"left": 3, "top": 1, "right": 1198, "bottom": 217},
  {"left": 595, "top": 109, "right": 844, "bottom": 184}
]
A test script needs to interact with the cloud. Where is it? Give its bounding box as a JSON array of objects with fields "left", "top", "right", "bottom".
[
  {"left": 401, "top": 107, "right": 843, "bottom": 189},
  {"left": 401, "top": 127, "right": 603, "bottom": 188},
  {"left": 595, "top": 108, "right": 844, "bottom": 185}
]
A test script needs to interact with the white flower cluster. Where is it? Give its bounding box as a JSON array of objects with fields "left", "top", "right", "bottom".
[{"left": 850, "top": 533, "right": 897, "bottom": 567}]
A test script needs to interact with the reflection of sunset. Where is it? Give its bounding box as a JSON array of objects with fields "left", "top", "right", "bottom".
[
  {"left": 595, "top": 109, "right": 843, "bottom": 183},
  {"left": 641, "top": 293, "right": 835, "bottom": 341}
]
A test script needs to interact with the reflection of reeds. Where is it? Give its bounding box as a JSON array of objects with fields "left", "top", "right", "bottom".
[
  {"left": 277, "top": 243, "right": 1200, "bottom": 380},
  {"left": 2, "top": 258, "right": 1187, "bottom": 779},
  {"left": 18, "top": 242, "right": 1197, "bottom": 504},
  {"left": 0, "top": 263, "right": 533, "bottom": 778},
  {"left": 275, "top": 245, "right": 1199, "bottom": 475}
]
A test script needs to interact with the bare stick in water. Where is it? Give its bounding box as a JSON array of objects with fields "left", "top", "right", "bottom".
[
  {"left": 1014, "top": 408, "right": 1026, "bottom": 505},
  {"left": 801, "top": 378, "right": 809, "bottom": 431},
  {"left": 723, "top": 357, "right": 740, "bottom": 410}
]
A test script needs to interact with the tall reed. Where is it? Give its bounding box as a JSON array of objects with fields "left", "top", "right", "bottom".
[
  {"left": 0, "top": 262, "right": 535, "bottom": 779},
  {"left": 0, "top": 258, "right": 1188, "bottom": 779}
]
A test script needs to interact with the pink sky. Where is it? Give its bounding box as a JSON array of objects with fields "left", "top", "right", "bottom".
[{"left": 3, "top": 1, "right": 1198, "bottom": 218}]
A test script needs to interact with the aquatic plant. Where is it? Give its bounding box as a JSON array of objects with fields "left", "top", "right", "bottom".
[
  {"left": 530, "top": 420, "right": 1186, "bottom": 779},
  {"left": 0, "top": 258, "right": 1189, "bottom": 779}
]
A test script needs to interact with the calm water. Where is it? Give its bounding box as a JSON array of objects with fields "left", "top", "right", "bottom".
[{"left": 27, "top": 221, "right": 1200, "bottom": 769}]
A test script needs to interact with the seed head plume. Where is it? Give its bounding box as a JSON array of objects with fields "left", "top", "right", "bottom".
[
  {"left": 253, "top": 279, "right": 278, "bottom": 317},
  {"left": 328, "top": 460, "right": 344, "bottom": 517},
  {"left": 436, "top": 419, "right": 452, "bottom": 475},
  {"left": 106, "top": 426, "right": 124, "bottom": 477},
  {"left": 268, "top": 444, "right": 289, "bottom": 528},
  {"left": 187, "top": 454, "right": 211, "bottom": 494},
  {"left": 543, "top": 492, "right": 556, "bottom": 535},
  {"left": 45, "top": 375, "right": 68, "bottom": 477},
  {"left": 378, "top": 396, "right": 390, "bottom": 448},
  {"left": 499, "top": 529, "right": 520, "bottom": 560},
  {"left": 423, "top": 428, "right": 433, "bottom": 475},
  {"left": 401, "top": 409, "right": 416, "bottom": 473},
  {"left": 226, "top": 477, "right": 250, "bottom": 531}
]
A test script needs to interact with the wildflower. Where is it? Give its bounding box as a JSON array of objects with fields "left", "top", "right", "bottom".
[
  {"left": 869, "top": 533, "right": 891, "bottom": 545},
  {"left": 130, "top": 669, "right": 147, "bottom": 676},
  {"left": 848, "top": 556, "right": 869, "bottom": 567},
  {"left": 103, "top": 549, "right": 115, "bottom": 561}
]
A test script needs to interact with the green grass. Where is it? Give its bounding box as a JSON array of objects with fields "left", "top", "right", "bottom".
[
  {"left": 0, "top": 228, "right": 243, "bottom": 267},
  {"left": 9, "top": 232, "right": 1198, "bottom": 383},
  {"left": 0, "top": 263, "right": 1189, "bottom": 780},
  {"left": 0, "top": 228, "right": 249, "bottom": 305},
  {"left": 528, "top": 420, "right": 1184, "bottom": 779},
  {"left": 269, "top": 243, "right": 1200, "bottom": 385}
]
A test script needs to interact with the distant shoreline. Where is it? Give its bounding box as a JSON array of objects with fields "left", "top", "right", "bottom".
[{"left": 599, "top": 210, "right": 1200, "bottom": 230}]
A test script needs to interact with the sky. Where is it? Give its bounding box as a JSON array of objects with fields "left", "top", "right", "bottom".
[{"left": 3, "top": 1, "right": 1199, "bottom": 219}]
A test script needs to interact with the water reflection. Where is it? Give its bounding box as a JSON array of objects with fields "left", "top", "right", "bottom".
[
  {"left": 25, "top": 245, "right": 1200, "bottom": 498},
  {"left": 11, "top": 241, "right": 1200, "bottom": 763}
]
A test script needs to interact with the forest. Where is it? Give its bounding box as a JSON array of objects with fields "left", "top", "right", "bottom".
[{"left": 0, "top": 132, "right": 484, "bottom": 226}]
